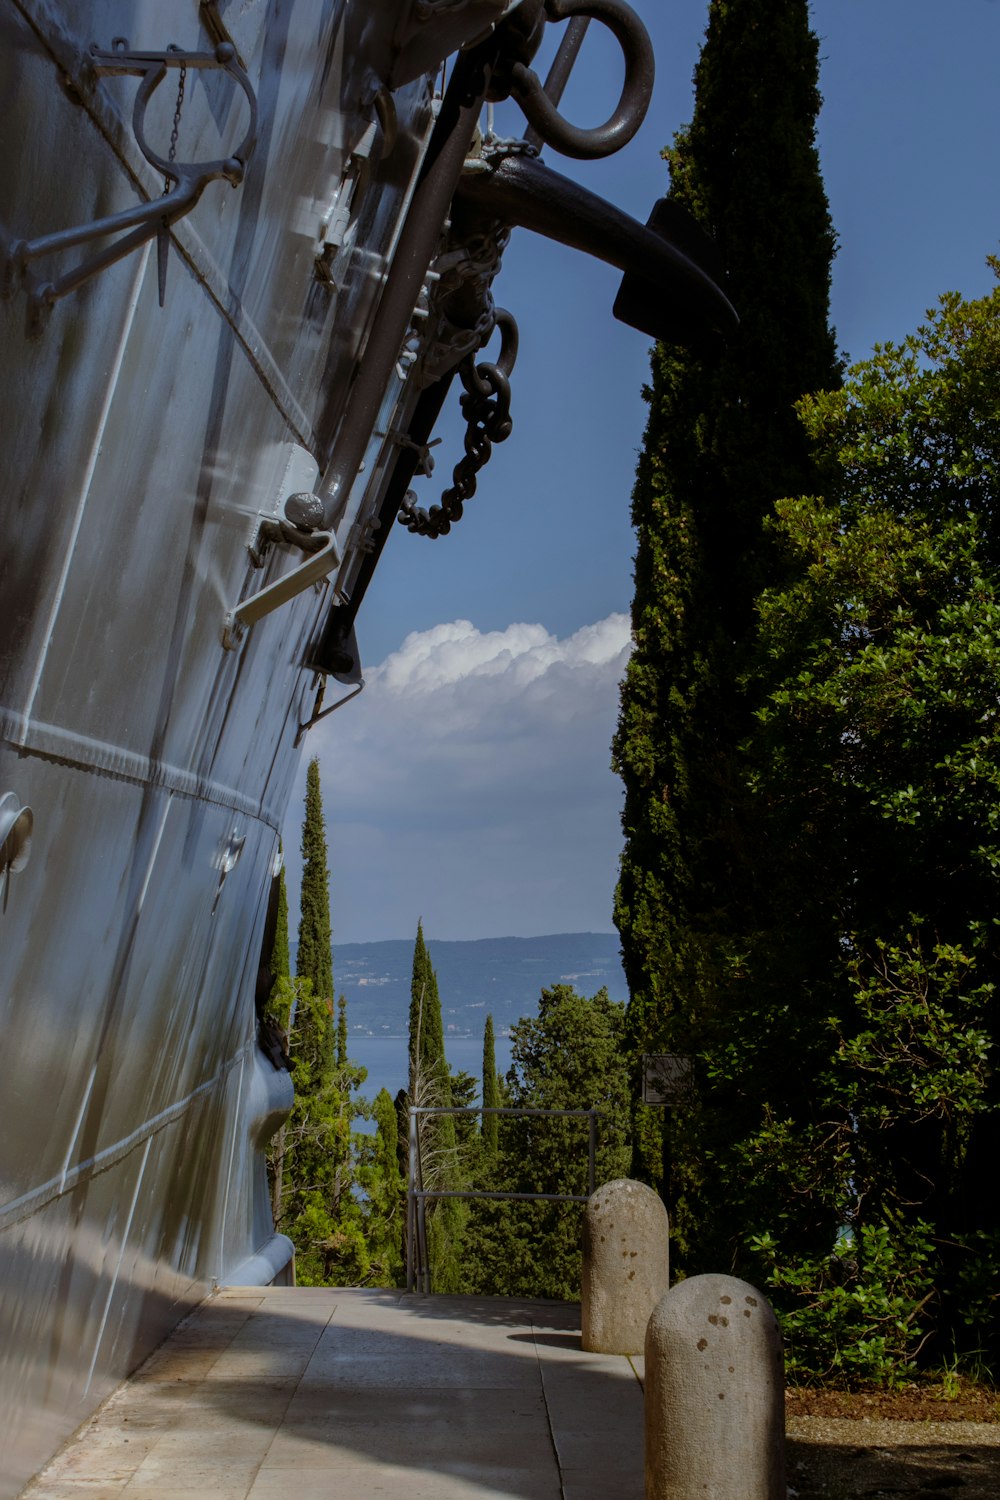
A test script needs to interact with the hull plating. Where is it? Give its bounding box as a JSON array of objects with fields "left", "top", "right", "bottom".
[{"left": 0, "top": 0, "right": 439, "bottom": 1489}]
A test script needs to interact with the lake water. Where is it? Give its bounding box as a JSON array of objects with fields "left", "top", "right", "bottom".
[{"left": 347, "top": 1032, "right": 513, "bottom": 1127}]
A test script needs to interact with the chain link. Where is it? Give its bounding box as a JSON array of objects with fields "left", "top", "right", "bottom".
[
  {"left": 165, "top": 56, "right": 187, "bottom": 189},
  {"left": 398, "top": 348, "right": 514, "bottom": 538}
]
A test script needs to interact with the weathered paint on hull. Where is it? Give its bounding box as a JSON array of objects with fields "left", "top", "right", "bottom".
[
  {"left": 0, "top": 0, "right": 693, "bottom": 1487},
  {"left": 0, "top": 0, "right": 442, "bottom": 1488}
]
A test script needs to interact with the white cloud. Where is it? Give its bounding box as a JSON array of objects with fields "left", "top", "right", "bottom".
[{"left": 284, "top": 615, "right": 632, "bottom": 942}]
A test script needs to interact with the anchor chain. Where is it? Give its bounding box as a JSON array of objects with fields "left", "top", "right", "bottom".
[{"left": 398, "top": 310, "right": 518, "bottom": 538}]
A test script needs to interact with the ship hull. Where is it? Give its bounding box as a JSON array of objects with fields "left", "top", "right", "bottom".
[{"left": 0, "top": 0, "right": 444, "bottom": 1488}]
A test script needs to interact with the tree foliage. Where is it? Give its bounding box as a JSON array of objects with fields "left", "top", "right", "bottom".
[
  {"left": 273, "top": 977, "right": 367, "bottom": 1285},
  {"left": 613, "top": 0, "right": 841, "bottom": 1267},
  {"left": 406, "top": 922, "right": 468, "bottom": 1292},
  {"left": 357, "top": 1087, "right": 406, "bottom": 1286},
  {"left": 267, "top": 760, "right": 408, "bottom": 1287},
  {"left": 296, "top": 757, "right": 334, "bottom": 1003},
  {"left": 481, "top": 1013, "right": 499, "bottom": 1161},
  {"left": 618, "top": 249, "right": 1000, "bottom": 1378},
  {"left": 611, "top": 0, "right": 1000, "bottom": 1382},
  {"left": 463, "top": 986, "right": 631, "bottom": 1300},
  {"left": 735, "top": 279, "right": 1000, "bottom": 1377}
]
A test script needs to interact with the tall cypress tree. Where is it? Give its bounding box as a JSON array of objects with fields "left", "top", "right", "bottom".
[
  {"left": 408, "top": 919, "right": 446, "bottom": 1103},
  {"left": 361, "top": 1086, "right": 405, "bottom": 1286},
  {"left": 406, "top": 921, "right": 466, "bottom": 1290},
  {"left": 296, "top": 757, "right": 334, "bottom": 1003},
  {"left": 336, "top": 995, "right": 348, "bottom": 1069},
  {"left": 271, "top": 863, "right": 290, "bottom": 993},
  {"left": 613, "top": 0, "right": 841, "bottom": 1272},
  {"left": 481, "top": 1013, "right": 499, "bottom": 1161},
  {"left": 266, "top": 864, "right": 292, "bottom": 1221},
  {"left": 272, "top": 760, "right": 370, "bottom": 1284}
]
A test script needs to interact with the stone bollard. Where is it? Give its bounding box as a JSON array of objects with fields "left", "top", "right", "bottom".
[
  {"left": 581, "top": 1178, "right": 669, "bottom": 1354},
  {"left": 645, "top": 1274, "right": 785, "bottom": 1500}
]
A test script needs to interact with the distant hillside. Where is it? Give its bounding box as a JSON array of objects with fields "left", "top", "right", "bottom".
[{"left": 327, "top": 932, "right": 627, "bottom": 1037}]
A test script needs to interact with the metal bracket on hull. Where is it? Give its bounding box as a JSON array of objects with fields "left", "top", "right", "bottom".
[
  {"left": 221, "top": 531, "right": 342, "bottom": 652},
  {"left": 1, "top": 39, "right": 257, "bottom": 331}
]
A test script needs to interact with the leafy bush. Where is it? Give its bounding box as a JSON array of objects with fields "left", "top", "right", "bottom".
[{"left": 751, "top": 1219, "right": 937, "bottom": 1387}]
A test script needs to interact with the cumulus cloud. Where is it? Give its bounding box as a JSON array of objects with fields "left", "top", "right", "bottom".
[{"left": 284, "top": 615, "right": 632, "bottom": 941}]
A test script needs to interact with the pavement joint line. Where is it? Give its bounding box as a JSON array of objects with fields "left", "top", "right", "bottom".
[
  {"left": 532, "top": 1317, "right": 568, "bottom": 1500},
  {"left": 627, "top": 1354, "right": 644, "bottom": 1390},
  {"left": 233, "top": 1289, "right": 339, "bottom": 1496}
]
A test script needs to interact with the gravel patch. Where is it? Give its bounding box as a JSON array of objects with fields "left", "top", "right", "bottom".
[{"left": 786, "top": 1415, "right": 1000, "bottom": 1499}]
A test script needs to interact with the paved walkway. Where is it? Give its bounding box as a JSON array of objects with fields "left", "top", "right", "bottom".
[{"left": 20, "top": 1289, "right": 645, "bottom": 1500}]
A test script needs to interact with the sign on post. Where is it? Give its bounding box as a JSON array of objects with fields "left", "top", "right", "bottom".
[{"left": 642, "top": 1054, "right": 694, "bottom": 1107}]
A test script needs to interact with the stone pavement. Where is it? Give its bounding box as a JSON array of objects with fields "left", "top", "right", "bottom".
[{"left": 19, "top": 1289, "right": 646, "bottom": 1500}]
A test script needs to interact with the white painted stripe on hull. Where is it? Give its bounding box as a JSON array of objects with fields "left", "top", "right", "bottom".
[
  {"left": 0, "top": 1043, "right": 251, "bottom": 1235},
  {"left": 20, "top": 244, "right": 152, "bottom": 733},
  {"left": 83, "top": 1135, "right": 152, "bottom": 1395}
]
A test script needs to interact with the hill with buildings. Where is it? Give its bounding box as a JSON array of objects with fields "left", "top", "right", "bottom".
[{"left": 329, "top": 932, "right": 627, "bottom": 1037}]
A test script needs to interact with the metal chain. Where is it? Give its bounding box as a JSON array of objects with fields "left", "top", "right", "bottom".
[
  {"left": 164, "top": 57, "right": 187, "bottom": 189},
  {"left": 398, "top": 350, "right": 513, "bottom": 538}
]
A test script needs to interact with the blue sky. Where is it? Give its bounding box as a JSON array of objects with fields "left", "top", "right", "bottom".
[{"left": 285, "top": 0, "right": 1000, "bottom": 945}]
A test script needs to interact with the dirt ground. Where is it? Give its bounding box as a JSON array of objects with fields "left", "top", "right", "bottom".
[{"left": 785, "top": 1385, "right": 1000, "bottom": 1499}]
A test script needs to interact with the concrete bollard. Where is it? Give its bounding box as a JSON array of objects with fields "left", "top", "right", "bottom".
[
  {"left": 645, "top": 1273, "right": 785, "bottom": 1500},
  {"left": 581, "top": 1178, "right": 669, "bottom": 1354}
]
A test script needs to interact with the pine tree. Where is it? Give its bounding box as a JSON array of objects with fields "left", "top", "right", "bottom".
[
  {"left": 613, "top": 0, "right": 841, "bottom": 1271},
  {"left": 481, "top": 1013, "right": 499, "bottom": 1161},
  {"left": 297, "top": 758, "right": 333, "bottom": 1003}
]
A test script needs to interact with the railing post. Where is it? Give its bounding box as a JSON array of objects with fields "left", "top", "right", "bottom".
[
  {"left": 418, "top": 1194, "right": 431, "bottom": 1295},
  {"left": 415, "top": 1121, "right": 430, "bottom": 1294},
  {"left": 588, "top": 1108, "right": 597, "bottom": 1196},
  {"left": 406, "top": 1107, "right": 418, "bottom": 1293}
]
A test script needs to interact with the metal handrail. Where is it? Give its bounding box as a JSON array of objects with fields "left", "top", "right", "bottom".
[{"left": 406, "top": 1104, "right": 601, "bottom": 1293}]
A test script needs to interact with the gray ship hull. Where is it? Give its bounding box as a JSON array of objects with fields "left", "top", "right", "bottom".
[{"left": 0, "top": 0, "right": 459, "bottom": 1487}]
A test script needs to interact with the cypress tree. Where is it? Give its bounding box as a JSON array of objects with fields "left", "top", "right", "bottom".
[
  {"left": 362, "top": 1087, "right": 405, "bottom": 1285},
  {"left": 481, "top": 1013, "right": 499, "bottom": 1161},
  {"left": 265, "top": 864, "right": 292, "bottom": 1219},
  {"left": 271, "top": 863, "right": 290, "bottom": 989},
  {"left": 272, "top": 761, "right": 371, "bottom": 1284},
  {"left": 406, "top": 921, "right": 466, "bottom": 1290},
  {"left": 296, "top": 757, "right": 333, "bottom": 1003},
  {"left": 336, "top": 995, "right": 348, "bottom": 1069},
  {"left": 408, "top": 919, "right": 448, "bottom": 1105},
  {"left": 613, "top": 0, "right": 841, "bottom": 1272}
]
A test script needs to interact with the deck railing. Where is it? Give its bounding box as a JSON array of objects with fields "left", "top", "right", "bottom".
[{"left": 406, "top": 1104, "right": 601, "bottom": 1294}]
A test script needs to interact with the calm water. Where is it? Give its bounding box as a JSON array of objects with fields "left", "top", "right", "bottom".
[{"left": 347, "top": 1032, "right": 514, "bottom": 1126}]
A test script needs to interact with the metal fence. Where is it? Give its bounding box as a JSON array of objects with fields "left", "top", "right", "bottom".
[{"left": 406, "top": 1104, "right": 601, "bottom": 1294}]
